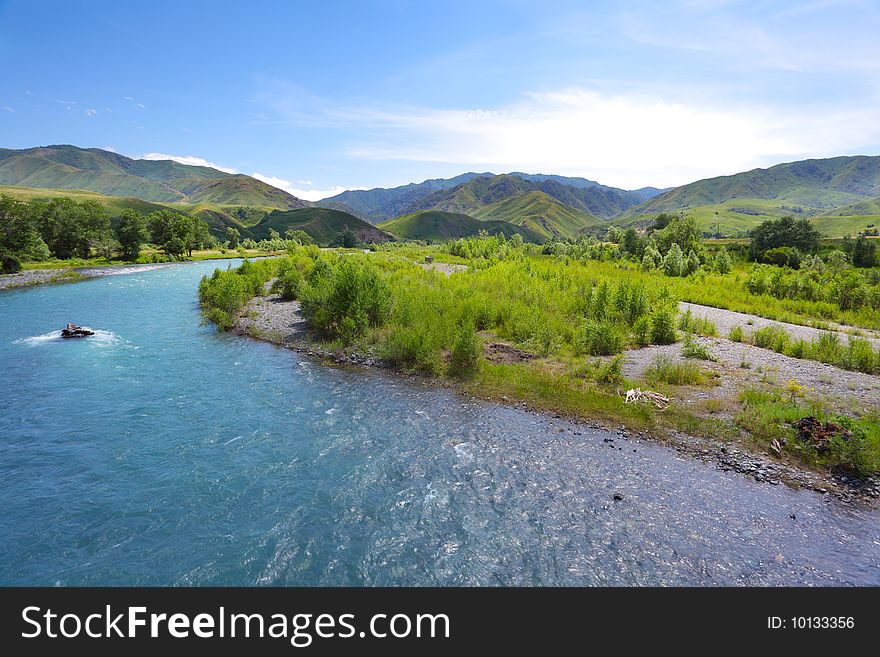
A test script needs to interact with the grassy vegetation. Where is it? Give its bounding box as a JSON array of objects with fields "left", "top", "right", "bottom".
[
  {"left": 739, "top": 323, "right": 880, "bottom": 374},
  {"left": 645, "top": 354, "right": 706, "bottom": 386},
  {"left": 737, "top": 388, "right": 879, "bottom": 475}
]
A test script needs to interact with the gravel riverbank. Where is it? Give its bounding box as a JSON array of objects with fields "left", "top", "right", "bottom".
[{"left": 0, "top": 268, "right": 81, "bottom": 291}]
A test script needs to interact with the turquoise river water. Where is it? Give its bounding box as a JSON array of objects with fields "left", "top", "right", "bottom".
[{"left": 1, "top": 260, "right": 879, "bottom": 585}]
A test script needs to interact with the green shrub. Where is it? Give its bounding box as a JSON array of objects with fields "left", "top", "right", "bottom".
[
  {"left": 693, "top": 317, "right": 718, "bottom": 336},
  {"left": 381, "top": 325, "right": 443, "bottom": 374},
  {"left": 300, "top": 257, "right": 391, "bottom": 343},
  {"left": 450, "top": 322, "right": 482, "bottom": 376},
  {"left": 595, "top": 354, "right": 624, "bottom": 386},
  {"left": 786, "top": 339, "right": 810, "bottom": 359},
  {"left": 841, "top": 337, "right": 876, "bottom": 373},
  {"left": 633, "top": 316, "right": 652, "bottom": 346},
  {"left": 678, "top": 308, "right": 694, "bottom": 332},
  {"left": 728, "top": 325, "right": 744, "bottom": 342},
  {"left": 650, "top": 307, "right": 678, "bottom": 344},
  {"left": 752, "top": 325, "right": 789, "bottom": 353},
  {"left": 827, "top": 417, "right": 873, "bottom": 475},
  {"left": 813, "top": 332, "right": 843, "bottom": 364},
  {"left": 578, "top": 319, "right": 625, "bottom": 356},
  {"left": 273, "top": 266, "right": 303, "bottom": 301},
  {"left": 681, "top": 336, "right": 719, "bottom": 362}
]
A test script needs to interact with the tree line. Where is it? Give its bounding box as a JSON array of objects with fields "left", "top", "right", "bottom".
[{"left": 0, "top": 194, "right": 214, "bottom": 272}]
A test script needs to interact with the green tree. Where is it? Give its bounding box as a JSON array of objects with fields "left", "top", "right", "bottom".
[
  {"left": 335, "top": 228, "right": 358, "bottom": 248},
  {"left": 851, "top": 235, "right": 876, "bottom": 268},
  {"left": 749, "top": 216, "right": 820, "bottom": 261},
  {"left": 715, "top": 247, "right": 732, "bottom": 274},
  {"left": 36, "top": 197, "right": 110, "bottom": 259},
  {"left": 655, "top": 216, "right": 703, "bottom": 257},
  {"left": 621, "top": 227, "right": 641, "bottom": 256},
  {"left": 164, "top": 236, "right": 187, "bottom": 258},
  {"left": 604, "top": 225, "right": 622, "bottom": 244},
  {"left": 147, "top": 210, "right": 177, "bottom": 246},
  {"left": 685, "top": 249, "right": 701, "bottom": 275},
  {"left": 663, "top": 243, "right": 685, "bottom": 277},
  {"left": 651, "top": 213, "right": 676, "bottom": 231},
  {"left": 226, "top": 226, "right": 240, "bottom": 249},
  {"left": 115, "top": 209, "right": 149, "bottom": 260},
  {"left": 0, "top": 194, "right": 46, "bottom": 272},
  {"left": 285, "top": 229, "right": 313, "bottom": 244}
]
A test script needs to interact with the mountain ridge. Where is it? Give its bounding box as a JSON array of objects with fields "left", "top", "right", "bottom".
[{"left": 0, "top": 145, "right": 307, "bottom": 209}]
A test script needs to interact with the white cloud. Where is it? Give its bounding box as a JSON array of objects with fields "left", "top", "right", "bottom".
[
  {"left": 296, "top": 179, "right": 313, "bottom": 185},
  {"left": 140, "top": 153, "right": 239, "bottom": 174},
  {"left": 263, "top": 82, "right": 880, "bottom": 188},
  {"left": 251, "top": 172, "right": 358, "bottom": 201},
  {"left": 1, "top": 106, "right": 14, "bottom": 113},
  {"left": 85, "top": 108, "right": 97, "bottom": 117},
  {"left": 102, "top": 146, "right": 117, "bottom": 153}
]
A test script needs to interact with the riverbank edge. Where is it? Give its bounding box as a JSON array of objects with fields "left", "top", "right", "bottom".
[
  {"left": 0, "top": 253, "right": 285, "bottom": 292},
  {"left": 230, "top": 292, "right": 879, "bottom": 507}
]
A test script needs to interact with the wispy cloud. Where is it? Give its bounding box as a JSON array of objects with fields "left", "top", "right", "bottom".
[
  {"left": 122, "top": 96, "right": 146, "bottom": 109},
  {"left": 259, "top": 82, "right": 880, "bottom": 188},
  {"left": 85, "top": 108, "right": 97, "bottom": 117},
  {"left": 140, "top": 153, "right": 238, "bottom": 174},
  {"left": 54, "top": 99, "right": 76, "bottom": 110},
  {"left": 251, "top": 172, "right": 358, "bottom": 201},
  {"left": 1, "top": 106, "right": 14, "bottom": 113}
]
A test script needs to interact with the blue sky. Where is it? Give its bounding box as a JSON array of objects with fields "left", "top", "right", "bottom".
[{"left": 1, "top": 0, "right": 879, "bottom": 198}]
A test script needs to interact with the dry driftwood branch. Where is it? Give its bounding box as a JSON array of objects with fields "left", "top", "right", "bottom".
[{"left": 624, "top": 387, "right": 670, "bottom": 410}]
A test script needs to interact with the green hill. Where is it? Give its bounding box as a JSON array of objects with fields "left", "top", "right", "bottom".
[
  {"left": 472, "top": 191, "right": 604, "bottom": 240},
  {"left": 0, "top": 145, "right": 306, "bottom": 208},
  {"left": 251, "top": 208, "right": 395, "bottom": 245},
  {"left": 618, "top": 155, "right": 880, "bottom": 237},
  {"left": 378, "top": 210, "right": 545, "bottom": 243},
  {"left": 626, "top": 156, "right": 880, "bottom": 216},
  {"left": 406, "top": 174, "right": 640, "bottom": 220}
]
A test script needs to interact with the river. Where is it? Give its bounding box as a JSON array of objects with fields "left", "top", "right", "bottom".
[{"left": 1, "top": 260, "right": 878, "bottom": 585}]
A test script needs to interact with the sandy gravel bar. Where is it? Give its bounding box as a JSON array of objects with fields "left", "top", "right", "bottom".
[
  {"left": 0, "top": 268, "right": 79, "bottom": 291},
  {"left": 680, "top": 301, "right": 880, "bottom": 347},
  {"left": 623, "top": 335, "right": 880, "bottom": 413}
]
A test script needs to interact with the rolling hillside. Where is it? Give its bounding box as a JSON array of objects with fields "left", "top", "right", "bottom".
[
  {"left": 626, "top": 156, "right": 880, "bottom": 216},
  {"left": 0, "top": 145, "right": 306, "bottom": 208},
  {"left": 378, "top": 210, "right": 545, "bottom": 243},
  {"left": 406, "top": 174, "right": 645, "bottom": 219},
  {"left": 250, "top": 208, "right": 394, "bottom": 245},
  {"left": 618, "top": 155, "right": 880, "bottom": 237},
  {"left": 472, "top": 191, "right": 604, "bottom": 240}
]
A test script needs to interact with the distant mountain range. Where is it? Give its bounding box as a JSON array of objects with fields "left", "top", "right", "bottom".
[
  {"left": 2, "top": 145, "right": 880, "bottom": 242},
  {"left": 319, "top": 172, "right": 666, "bottom": 224}
]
